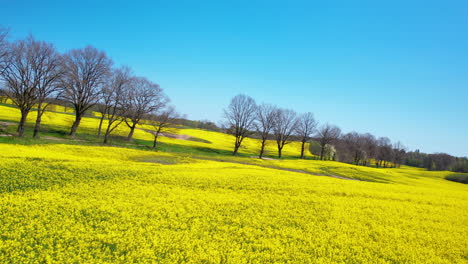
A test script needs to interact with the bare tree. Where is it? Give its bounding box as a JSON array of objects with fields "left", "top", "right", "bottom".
[
  {"left": 124, "top": 77, "right": 166, "bottom": 141},
  {"left": 392, "top": 141, "right": 406, "bottom": 168},
  {"left": 376, "top": 137, "right": 393, "bottom": 167},
  {"left": 149, "top": 106, "right": 180, "bottom": 149},
  {"left": 96, "top": 76, "right": 114, "bottom": 138},
  {"left": 341, "top": 132, "right": 367, "bottom": 165},
  {"left": 61, "top": 46, "right": 112, "bottom": 136},
  {"left": 316, "top": 124, "right": 341, "bottom": 160},
  {"left": 0, "top": 35, "right": 51, "bottom": 136},
  {"left": 102, "top": 67, "right": 133, "bottom": 144},
  {"left": 272, "top": 108, "right": 298, "bottom": 158},
  {"left": 362, "top": 133, "right": 377, "bottom": 166},
  {"left": 32, "top": 40, "right": 64, "bottom": 138},
  {"left": 255, "top": 103, "right": 276, "bottom": 158},
  {"left": 295, "top": 112, "right": 318, "bottom": 159},
  {"left": 97, "top": 66, "right": 132, "bottom": 138},
  {"left": 223, "top": 94, "right": 257, "bottom": 155}
]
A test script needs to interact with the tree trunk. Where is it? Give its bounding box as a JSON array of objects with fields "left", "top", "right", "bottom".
[
  {"left": 153, "top": 133, "right": 159, "bottom": 149},
  {"left": 103, "top": 126, "right": 111, "bottom": 144},
  {"left": 259, "top": 140, "right": 266, "bottom": 158},
  {"left": 127, "top": 124, "right": 136, "bottom": 141},
  {"left": 233, "top": 136, "right": 242, "bottom": 155},
  {"left": 300, "top": 141, "right": 306, "bottom": 159},
  {"left": 33, "top": 105, "right": 44, "bottom": 138},
  {"left": 233, "top": 143, "right": 239, "bottom": 156},
  {"left": 97, "top": 114, "right": 105, "bottom": 137},
  {"left": 17, "top": 109, "right": 29, "bottom": 137},
  {"left": 70, "top": 114, "right": 82, "bottom": 137},
  {"left": 320, "top": 145, "right": 325, "bottom": 160}
]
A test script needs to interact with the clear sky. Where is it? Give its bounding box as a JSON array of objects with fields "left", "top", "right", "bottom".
[{"left": 1, "top": 0, "right": 467, "bottom": 156}]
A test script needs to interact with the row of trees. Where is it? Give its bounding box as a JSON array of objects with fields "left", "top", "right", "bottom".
[
  {"left": 224, "top": 94, "right": 319, "bottom": 159},
  {"left": 224, "top": 94, "right": 408, "bottom": 168},
  {"left": 0, "top": 29, "right": 176, "bottom": 146}
]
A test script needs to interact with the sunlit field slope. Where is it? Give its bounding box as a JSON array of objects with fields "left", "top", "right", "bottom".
[
  {"left": 0, "top": 102, "right": 467, "bottom": 263},
  {"left": 0, "top": 144, "right": 467, "bottom": 263}
]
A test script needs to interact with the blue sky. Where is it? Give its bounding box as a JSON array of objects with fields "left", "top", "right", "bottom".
[{"left": 2, "top": 0, "right": 467, "bottom": 156}]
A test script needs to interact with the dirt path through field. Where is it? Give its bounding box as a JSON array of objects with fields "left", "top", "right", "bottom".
[
  {"left": 0, "top": 121, "right": 16, "bottom": 127},
  {"left": 137, "top": 128, "right": 191, "bottom": 140},
  {"left": 0, "top": 122, "right": 16, "bottom": 136}
]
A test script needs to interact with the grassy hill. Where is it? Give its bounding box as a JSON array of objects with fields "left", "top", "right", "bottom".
[{"left": 0, "top": 103, "right": 467, "bottom": 263}]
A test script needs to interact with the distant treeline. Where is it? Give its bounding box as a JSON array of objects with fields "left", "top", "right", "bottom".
[
  {"left": 172, "top": 118, "right": 221, "bottom": 132},
  {"left": 404, "top": 151, "right": 468, "bottom": 173},
  {"left": 223, "top": 94, "right": 467, "bottom": 171}
]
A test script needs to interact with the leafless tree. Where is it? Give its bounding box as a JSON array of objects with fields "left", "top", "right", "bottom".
[
  {"left": 392, "top": 141, "right": 406, "bottom": 168},
  {"left": 96, "top": 77, "right": 113, "bottom": 138},
  {"left": 149, "top": 106, "right": 180, "bottom": 149},
  {"left": 124, "top": 77, "right": 166, "bottom": 141},
  {"left": 272, "top": 108, "right": 298, "bottom": 158},
  {"left": 97, "top": 66, "right": 132, "bottom": 138},
  {"left": 61, "top": 46, "right": 112, "bottom": 136},
  {"left": 223, "top": 94, "right": 257, "bottom": 155},
  {"left": 255, "top": 103, "right": 276, "bottom": 158},
  {"left": 102, "top": 67, "right": 133, "bottom": 144},
  {"left": 0, "top": 35, "right": 59, "bottom": 137},
  {"left": 316, "top": 124, "right": 341, "bottom": 160},
  {"left": 341, "top": 132, "right": 367, "bottom": 165},
  {"left": 361, "top": 133, "right": 377, "bottom": 166},
  {"left": 295, "top": 112, "right": 317, "bottom": 159},
  {"left": 32, "top": 40, "right": 64, "bottom": 138},
  {"left": 1, "top": 38, "right": 34, "bottom": 136},
  {"left": 376, "top": 137, "right": 393, "bottom": 167}
]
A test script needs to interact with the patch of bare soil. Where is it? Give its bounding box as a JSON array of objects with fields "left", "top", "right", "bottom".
[
  {"left": 41, "top": 136, "right": 65, "bottom": 141},
  {"left": 137, "top": 128, "right": 191, "bottom": 140},
  {"left": 0, "top": 121, "right": 16, "bottom": 127},
  {"left": 251, "top": 156, "right": 279, "bottom": 161},
  {"left": 0, "top": 122, "right": 15, "bottom": 136},
  {"left": 160, "top": 132, "right": 190, "bottom": 140},
  {"left": 38, "top": 136, "right": 84, "bottom": 142}
]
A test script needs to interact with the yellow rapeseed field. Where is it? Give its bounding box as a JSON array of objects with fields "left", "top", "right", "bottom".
[{"left": 0, "top": 103, "right": 467, "bottom": 263}]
